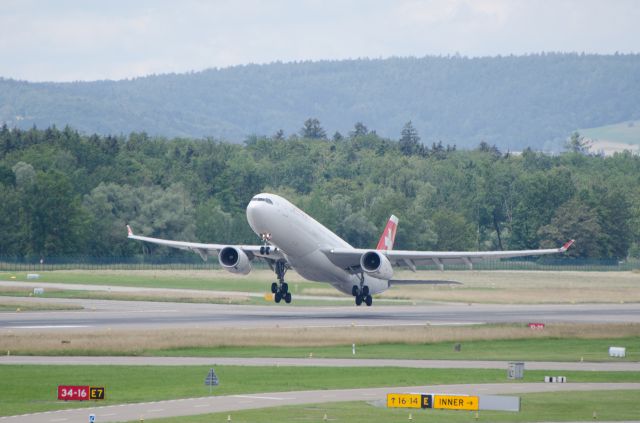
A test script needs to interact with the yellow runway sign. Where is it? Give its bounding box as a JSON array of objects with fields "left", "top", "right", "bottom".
[
  {"left": 386, "top": 393, "right": 422, "bottom": 409},
  {"left": 434, "top": 394, "right": 479, "bottom": 411}
]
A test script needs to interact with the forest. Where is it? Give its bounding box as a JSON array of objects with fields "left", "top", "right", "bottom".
[
  {"left": 0, "top": 123, "right": 638, "bottom": 261},
  {"left": 2, "top": 53, "right": 640, "bottom": 151}
]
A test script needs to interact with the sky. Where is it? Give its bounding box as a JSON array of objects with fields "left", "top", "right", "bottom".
[{"left": 1, "top": 0, "right": 639, "bottom": 82}]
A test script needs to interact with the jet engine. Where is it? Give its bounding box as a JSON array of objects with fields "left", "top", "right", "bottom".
[
  {"left": 360, "top": 251, "right": 393, "bottom": 280},
  {"left": 218, "top": 247, "right": 252, "bottom": 275}
]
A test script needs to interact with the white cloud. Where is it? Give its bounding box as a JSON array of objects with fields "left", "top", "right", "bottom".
[{"left": 0, "top": 0, "right": 638, "bottom": 81}]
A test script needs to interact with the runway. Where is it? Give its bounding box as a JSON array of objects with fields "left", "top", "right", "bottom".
[
  {"left": 2, "top": 296, "right": 640, "bottom": 331},
  {"left": 2, "top": 383, "right": 639, "bottom": 423}
]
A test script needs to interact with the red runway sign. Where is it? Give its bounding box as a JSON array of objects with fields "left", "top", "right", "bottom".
[
  {"left": 58, "top": 385, "right": 89, "bottom": 401},
  {"left": 57, "top": 386, "right": 105, "bottom": 401}
]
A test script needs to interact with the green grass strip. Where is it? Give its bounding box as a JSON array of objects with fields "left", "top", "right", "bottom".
[
  {"left": 151, "top": 337, "right": 640, "bottom": 362},
  {"left": 139, "top": 390, "right": 640, "bottom": 422},
  {"left": 1, "top": 365, "right": 638, "bottom": 416}
]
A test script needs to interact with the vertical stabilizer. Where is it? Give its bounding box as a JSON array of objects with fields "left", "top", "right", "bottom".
[{"left": 376, "top": 215, "right": 399, "bottom": 250}]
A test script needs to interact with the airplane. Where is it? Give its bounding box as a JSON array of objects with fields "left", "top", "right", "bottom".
[{"left": 127, "top": 192, "right": 574, "bottom": 306}]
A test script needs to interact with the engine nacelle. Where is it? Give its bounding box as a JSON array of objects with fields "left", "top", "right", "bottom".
[
  {"left": 218, "top": 246, "right": 252, "bottom": 275},
  {"left": 360, "top": 251, "right": 394, "bottom": 280}
]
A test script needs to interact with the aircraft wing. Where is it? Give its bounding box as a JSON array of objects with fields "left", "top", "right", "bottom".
[
  {"left": 126, "top": 225, "right": 285, "bottom": 261},
  {"left": 323, "top": 240, "right": 574, "bottom": 271}
]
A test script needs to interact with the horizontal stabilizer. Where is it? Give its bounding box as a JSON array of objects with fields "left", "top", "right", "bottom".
[{"left": 389, "top": 279, "right": 462, "bottom": 285}]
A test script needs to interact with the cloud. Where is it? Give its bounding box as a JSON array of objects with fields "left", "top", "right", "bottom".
[{"left": 0, "top": 0, "right": 638, "bottom": 81}]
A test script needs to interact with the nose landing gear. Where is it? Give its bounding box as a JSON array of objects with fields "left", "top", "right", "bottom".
[{"left": 259, "top": 233, "right": 273, "bottom": 255}]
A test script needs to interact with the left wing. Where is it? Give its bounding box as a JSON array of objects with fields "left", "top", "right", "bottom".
[
  {"left": 323, "top": 240, "right": 574, "bottom": 272},
  {"left": 126, "top": 225, "right": 284, "bottom": 261}
]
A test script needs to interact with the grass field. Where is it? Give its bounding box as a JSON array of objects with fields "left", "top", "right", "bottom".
[
  {"left": 581, "top": 120, "right": 640, "bottom": 145},
  {"left": 151, "top": 336, "right": 640, "bottom": 362},
  {"left": 1, "top": 365, "right": 638, "bottom": 417},
  {"left": 140, "top": 391, "right": 640, "bottom": 423},
  {"left": 0, "top": 287, "right": 406, "bottom": 307},
  {"left": 2, "top": 268, "right": 639, "bottom": 304},
  {"left": 3, "top": 324, "right": 638, "bottom": 361},
  {"left": 0, "top": 270, "right": 288, "bottom": 292},
  {"left": 0, "top": 301, "right": 81, "bottom": 312}
]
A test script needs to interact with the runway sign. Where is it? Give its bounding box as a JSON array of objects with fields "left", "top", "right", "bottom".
[
  {"left": 58, "top": 386, "right": 105, "bottom": 401},
  {"left": 205, "top": 368, "right": 219, "bottom": 386},
  {"left": 90, "top": 386, "right": 105, "bottom": 399},
  {"left": 58, "top": 385, "right": 89, "bottom": 401},
  {"left": 387, "top": 392, "right": 517, "bottom": 412},
  {"left": 434, "top": 394, "right": 479, "bottom": 411},
  {"left": 386, "top": 393, "right": 422, "bottom": 408}
]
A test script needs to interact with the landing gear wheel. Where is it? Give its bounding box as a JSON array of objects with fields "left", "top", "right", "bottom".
[
  {"left": 355, "top": 295, "right": 363, "bottom": 306},
  {"left": 351, "top": 286, "right": 359, "bottom": 296},
  {"left": 362, "top": 285, "right": 370, "bottom": 296},
  {"left": 271, "top": 260, "right": 292, "bottom": 304},
  {"left": 365, "top": 295, "right": 373, "bottom": 306}
]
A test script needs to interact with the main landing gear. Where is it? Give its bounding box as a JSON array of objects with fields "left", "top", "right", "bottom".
[
  {"left": 352, "top": 275, "right": 373, "bottom": 306},
  {"left": 270, "top": 260, "right": 292, "bottom": 304}
]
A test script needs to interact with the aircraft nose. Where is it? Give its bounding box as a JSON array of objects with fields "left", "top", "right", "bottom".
[{"left": 246, "top": 199, "right": 268, "bottom": 233}]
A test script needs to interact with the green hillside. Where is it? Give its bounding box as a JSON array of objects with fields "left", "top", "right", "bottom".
[
  {"left": 2, "top": 54, "right": 640, "bottom": 150},
  {"left": 581, "top": 120, "right": 640, "bottom": 145}
]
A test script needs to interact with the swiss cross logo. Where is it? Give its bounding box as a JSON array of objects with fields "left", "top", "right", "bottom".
[
  {"left": 377, "top": 215, "right": 398, "bottom": 250},
  {"left": 384, "top": 228, "right": 394, "bottom": 249}
]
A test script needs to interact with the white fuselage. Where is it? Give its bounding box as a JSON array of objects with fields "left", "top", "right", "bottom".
[{"left": 246, "top": 193, "right": 389, "bottom": 295}]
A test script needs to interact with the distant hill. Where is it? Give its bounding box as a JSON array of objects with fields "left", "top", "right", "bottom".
[{"left": 1, "top": 54, "right": 640, "bottom": 150}]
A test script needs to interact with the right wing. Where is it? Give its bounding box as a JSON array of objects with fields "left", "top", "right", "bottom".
[
  {"left": 126, "top": 225, "right": 284, "bottom": 261},
  {"left": 323, "top": 240, "right": 575, "bottom": 272}
]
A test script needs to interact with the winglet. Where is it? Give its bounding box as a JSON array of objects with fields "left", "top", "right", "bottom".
[
  {"left": 127, "top": 225, "right": 133, "bottom": 237},
  {"left": 376, "top": 215, "right": 399, "bottom": 250},
  {"left": 560, "top": 239, "right": 575, "bottom": 252}
]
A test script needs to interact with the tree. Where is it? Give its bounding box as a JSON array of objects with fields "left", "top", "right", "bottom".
[
  {"left": 564, "top": 131, "right": 592, "bottom": 155},
  {"left": 538, "top": 197, "right": 604, "bottom": 258},
  {"left": 23, "top": 171, "right": 89, "bottom": 256},
  {"left": 12, "top": 161, "right": 35, "bottom": 188},
  {"left": 510, "top": 168, "right": 575, "bottom": 249},
  {"left": 399, "top": 121, "right": 421, "bottom": 156},
  {"left": 349, "top": 122, "right": 369, "bottom": 138},
  {"left": 300, "top": 118, "right": 327, "bottom": 139},
  {"left": 0, "top": 185, "right": 22, "bottom": 255},
  {"left": 431, "top": 209, "right": 475, "bottom": 251},
  {"left": 332, "top": 131, "right": 344, "bottom": 142},
  {"left": 195, "top": 198, "right": 237, "bottom": 244},
  {"left": 272, "top": 129, "right": 285, "bottom": 141},
  {"left": 477, "top": 141, "right": 501, "bottom": 158}
]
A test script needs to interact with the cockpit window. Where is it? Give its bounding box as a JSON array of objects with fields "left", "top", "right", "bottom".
[{"left": 251, "top": 197, "right": 273, "bottom": 205}]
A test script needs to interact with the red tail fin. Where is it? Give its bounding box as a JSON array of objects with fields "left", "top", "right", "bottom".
[{"left": 376, "top": 215, "right": 399, "bottom": 250}]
